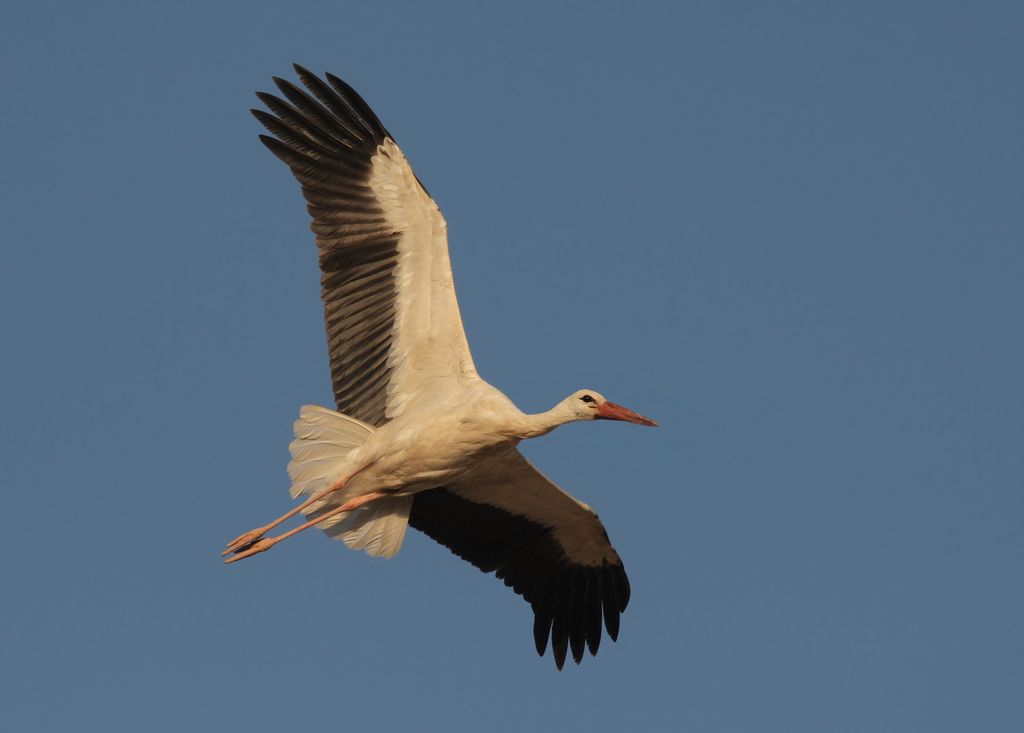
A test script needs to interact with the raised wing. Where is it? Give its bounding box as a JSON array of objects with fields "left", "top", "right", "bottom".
[
  {"left": 254, "top": 66, "right": 478, "bottom": 426},
  {"left": 409, "top": 450, "right": 630, "bottom": 669}
]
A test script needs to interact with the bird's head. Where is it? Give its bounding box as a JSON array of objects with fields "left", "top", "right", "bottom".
[{"left": 564, "top": 389, "right": 658, "bottom": 426}]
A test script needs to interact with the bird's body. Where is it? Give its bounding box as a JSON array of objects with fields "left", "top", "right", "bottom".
[
  {"left": 322, "top": 384, "right": 525, "bottom": 497},
  {"left": 224, "top": 66, "right": 656, "bottom": 669},
  {"left": 299, "top": 384, "right": 632, "bottom": 501}
]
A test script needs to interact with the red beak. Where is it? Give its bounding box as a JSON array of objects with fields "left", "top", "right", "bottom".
[{"left": 596, "top": 401, "right": 658, "bottom": 427}]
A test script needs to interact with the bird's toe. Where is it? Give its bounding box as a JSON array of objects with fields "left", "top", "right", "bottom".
[{"left": 222, "top": 529, "right": 266, "bottom": 556}]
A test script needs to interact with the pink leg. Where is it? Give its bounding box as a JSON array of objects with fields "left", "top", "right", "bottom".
[
  {"left": 222, "top": 463, "right": 373, "bottom": 556},
  {"left": 224, "top": 491, "right": 387, "bottom": 564}
]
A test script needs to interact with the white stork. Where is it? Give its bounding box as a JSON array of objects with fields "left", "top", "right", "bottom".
[{"left": 224, "top": 66, "right": 657, "bottom": 669}]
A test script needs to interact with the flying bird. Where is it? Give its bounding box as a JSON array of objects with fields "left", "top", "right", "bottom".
[{"left": 224, "top": 66, "right": 657, "bottom": 669}]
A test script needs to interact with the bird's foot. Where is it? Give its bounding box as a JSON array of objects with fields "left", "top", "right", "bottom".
[
  {"left": 223, "top": 537, "right": 277, "bottom": 564},
  {"left": 222, "top": 528, "right": 268, "bottom": 556}
]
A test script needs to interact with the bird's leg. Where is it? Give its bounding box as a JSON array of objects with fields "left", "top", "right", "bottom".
[
  {"left": 223, "top": 491, "right": 388, "bottom": 564},
  {"left": 222, "top": 463, "right": 373, "bottom": 556}
]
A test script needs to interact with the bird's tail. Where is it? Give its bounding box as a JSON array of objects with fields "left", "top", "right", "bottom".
[{"left": 287, "top": 405, "right": 411, "bottom": 559}]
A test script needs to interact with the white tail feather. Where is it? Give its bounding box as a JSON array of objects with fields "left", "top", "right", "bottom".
[
  {"left": 319, "top": 496, "right": 412, "bottom": 559},
  {"left": 288, "top": 406, "right": 374, "bottom": 500},
  {"left": 287, "top": 405, "right": 411, "bottom": 558}
]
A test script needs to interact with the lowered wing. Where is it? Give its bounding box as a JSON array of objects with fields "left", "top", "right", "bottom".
[{"left": 409, "top": 449, "right": 630, "bottom": 669}]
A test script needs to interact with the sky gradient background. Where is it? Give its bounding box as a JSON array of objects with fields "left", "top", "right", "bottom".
[{"left": 2, "top": 2, "right": 1022, "bottom": 731}]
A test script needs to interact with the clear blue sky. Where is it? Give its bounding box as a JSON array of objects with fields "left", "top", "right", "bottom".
[{"left": 2, "top": 1, "right": 1022, "bottom": 731}]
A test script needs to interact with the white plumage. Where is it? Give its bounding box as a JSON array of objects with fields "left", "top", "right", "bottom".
[{"left": 224, "top": 66, "right": 656, "bottom": 669}]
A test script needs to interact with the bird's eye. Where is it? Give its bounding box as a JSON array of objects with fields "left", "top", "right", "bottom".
[{"left": 580, "top": 394, "right": 596, "bottom": 404}]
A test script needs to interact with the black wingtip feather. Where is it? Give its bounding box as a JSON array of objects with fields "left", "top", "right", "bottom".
[
  {"left": 533, "top": 609, "right": 551, "bottom": 657},
  {"left": 257, "top": 133, "right": 290, "bottom": 160},
  {"left": 603, "top": 573, "right": 621, "bottom": 642},
  {"left": 585, "top": 572, "right": 603, "bottom": 656},
  {"left": 325, "top": 72, "right": 389, "bottom": 138},
  {"left": 618, "top": 568, "right": 631, "bottom": 612},
  {"left": 550, "top": 588, "right": 569, "bottom": 671},
  {"left": 551, "top": 618, "right": 569, "bottom": 671},
  {"left": 568, "top": 575, "right": 587, "bottom": 665}
]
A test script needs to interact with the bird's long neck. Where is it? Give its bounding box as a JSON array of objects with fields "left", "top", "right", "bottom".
[{"left": 519, "top": 406, "right": 573, "bottom": 439}]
